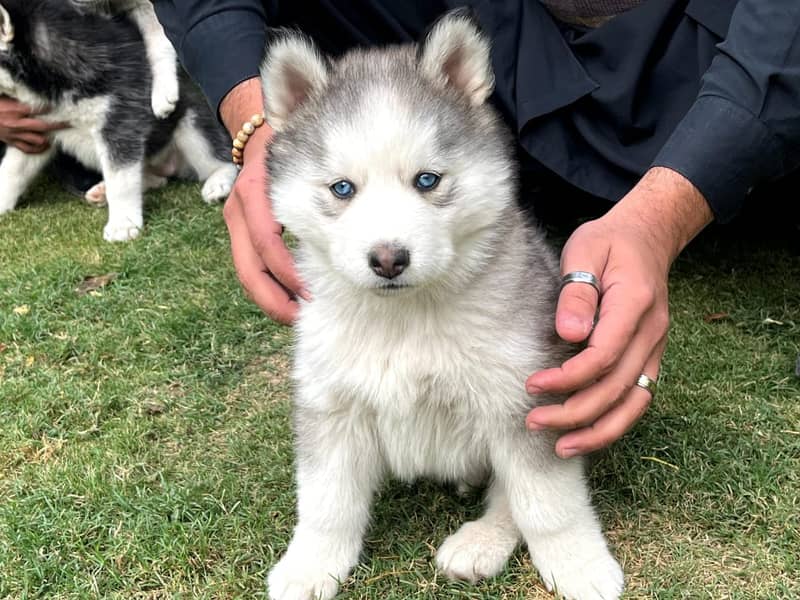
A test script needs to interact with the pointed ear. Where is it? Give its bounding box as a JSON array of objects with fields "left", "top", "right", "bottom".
[
  {"left": 260, "top": 30, "right": 329, "bottom": 131},
  {"left": 0, "top": 4, "right": 14, "bottom": 50},
  {"left": 417, "top": 9, "right": 494, "bottom": 106}
]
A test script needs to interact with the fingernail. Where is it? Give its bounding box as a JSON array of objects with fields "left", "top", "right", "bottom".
[
  {"left": 526, "top": 419, "right": 544, "bottom": 431},
  {"left": 299, "top": 288, "right": 312, "bottom": 301},
  {"left": 526, "top": 384, "right": 543, "bottom": 394},
  {"left": 563, "top": 315, "right": 592, "bottom": 335},
  {"left": 558, "top": 448, "right": 579, "bottom": 459}
]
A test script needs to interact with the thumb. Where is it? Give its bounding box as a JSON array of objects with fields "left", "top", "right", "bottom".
[{"left": 556, "top": 233, "right": 605, "bottom": 343}]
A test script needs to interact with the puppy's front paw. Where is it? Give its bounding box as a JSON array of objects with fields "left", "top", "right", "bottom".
[
  {"left": 103, "top": 219, "right": 142, "bottom": 242},
  {"left": 151, "top": 78, "right": 179, "bottom": 119},
  {"left": 267, "top": 553, "right": 341, "bottom": 600},
  {"left": 436, "top": 519, "right": 518, "bottom": 583},
  {"left": 200, "top": 165, "right": 238, "bottom": 204},
  {"left": 531, "top": 532, "right": 623, "bottom": 600}
]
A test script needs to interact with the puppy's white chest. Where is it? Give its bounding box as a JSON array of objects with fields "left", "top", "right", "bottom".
[
  {"left": 296, "top": 307, "right": 508, "bottom": 482},
  {"left": 373, "top": 395, "right": 488, "bottom": 483}
]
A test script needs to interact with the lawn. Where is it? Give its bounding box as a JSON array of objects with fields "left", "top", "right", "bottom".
[{"left": 0, "top": 177, "right": 798, "bottom": 599}]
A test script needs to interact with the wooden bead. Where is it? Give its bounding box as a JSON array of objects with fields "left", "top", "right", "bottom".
[
  {"left": 250, "top": 113, "right": 265, "bottom": 127},
  {"left": 236, "top": 131, "right": 250, "bottom": 143},
  {"left": 242, "top": 122, "right": 255, "bottom": 135},
  {"left": 233, "top": 138, "right": 245, "bottom": 150},
  {"left": 232, "top": 147, "right": 242, "bottom": 158}
]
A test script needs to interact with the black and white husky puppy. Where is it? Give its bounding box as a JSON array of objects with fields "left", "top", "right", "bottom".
[
  {"left": 263, "top": 11, "right": 624, "bottom": 600},
  {"left": 69, "top": 0, "right": 179, "bottom": 119},
  {"left": 0, "top": 0, "right": 237, "bottom": 241}
]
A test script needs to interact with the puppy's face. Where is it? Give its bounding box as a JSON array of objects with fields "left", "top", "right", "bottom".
[{"left": 264, "top": 12, "right": 514, "bottom": 295}]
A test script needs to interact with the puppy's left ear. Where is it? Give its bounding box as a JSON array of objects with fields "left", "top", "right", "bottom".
[
  {"left": 260, "top": 30, "right": 329, "bottom": 131},
  {"left": 417, "top": 8, "right": 494, "bottom": 105},
  {"left": 0, "top": 4, "right": 15, "bottom": 50}
]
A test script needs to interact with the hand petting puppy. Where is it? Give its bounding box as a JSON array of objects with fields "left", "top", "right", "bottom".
[{"left": 0, "top": 97, "right": 65, "bottom": 154}]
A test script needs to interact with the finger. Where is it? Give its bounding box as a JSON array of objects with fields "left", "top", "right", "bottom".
[
  {"left": 528, "top": 281, "right": 655, "bottom": 394},
  {"left": 13, "top": 131, "right": 50, "bottom": 147},
  {"left": 527, "top": 317, "right": 667, "bottom": 430},
  {"left": 0, "top": 99, "right": 33, "bottom": 118},
  {"left": 12, "top": 139, "right": 50, "bottom": 154},
  {"left": 555, "top": 238, "right": 606, "bottom": 343},
  {"left": 236, "top": 171, "right": 309, "bottom": 300},
  {"left": 225, "top": 195, "right": 299, "bottom": 324},
  {"left": 556, "top": 279, "right": 600, "bottom": 343},
  {"left": 552, "top": 350, "right": 662, "bottom": 458},
  {"left": 13, "top": 118, "right": 68, "bottom": 133}
]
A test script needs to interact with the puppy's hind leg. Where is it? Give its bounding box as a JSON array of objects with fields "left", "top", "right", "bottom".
[
  {"left": 436, "top": 478, "right": 521, "bottom": 583},
  {"left": 84, "top": 171, "right": 166, "bottom": 208},
  {"left": 492, "top": 430, "right": 623, "bottom": 600},
  {"left": 173, "top": 109, "right": 238, "bottom": 203},
  {"left": 268, "top": 403, "right": 383, "bottom": 600},
  {"left": 0, "top": 146, "right": 55, "bottom": 214}
]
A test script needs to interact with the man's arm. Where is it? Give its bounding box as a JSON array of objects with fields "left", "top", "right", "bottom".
[
  {"left": 527, "top": 0, "right": 800, "bottom": 457},
  {"left": 152, "top": 1, "right": 267, "bottom": 117},
  {"left": 220, "top": 77, "right": 308, "bottom": 324},
  {"left": 651, "top": 0, "right": 800, "bottom": 222}
]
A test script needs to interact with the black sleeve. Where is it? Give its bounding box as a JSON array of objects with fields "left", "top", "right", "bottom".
[
  {"left": 152, "top": 1, "right": 267, "bottom": 117},
  {"left": 651, "top": 0, "right": 800, "bottom": 222}
]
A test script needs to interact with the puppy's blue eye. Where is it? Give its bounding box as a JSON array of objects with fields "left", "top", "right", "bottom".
[
  {"left": 415, "top": 172, "right": 441, "bottom": 191},
  {"left": 330, "top": 179, "right": 355, "bottom": 199}
]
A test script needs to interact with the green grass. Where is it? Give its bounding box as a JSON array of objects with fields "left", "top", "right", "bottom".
[{"left": 1, "top": 178, "right": 798, "bottom": 599}]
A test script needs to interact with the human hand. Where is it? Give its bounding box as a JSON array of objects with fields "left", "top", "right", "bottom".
[
  {"left": 0, "top": 97, "right": 65, "bottom": 153},
  {"left": 526, "top": 167, "right": 713, "bottom": 457},
  {"left": 220, "top": 79, "right": 309, "bottom": 324}
]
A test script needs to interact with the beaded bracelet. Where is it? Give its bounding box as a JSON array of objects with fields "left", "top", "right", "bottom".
[{"left": 231, "top": 113, "right": 266, "bottom": 167}]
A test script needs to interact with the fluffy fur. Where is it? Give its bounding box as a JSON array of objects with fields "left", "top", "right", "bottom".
[
  {"left": 0, "top": 0, "right": 237, "bottom": 241},
  {"left": 262, "top": 10, "right": 624, "bottom": 600}
]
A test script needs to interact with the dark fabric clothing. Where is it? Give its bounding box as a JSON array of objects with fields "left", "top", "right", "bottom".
[
  {"left": 153, "top": 0, "right": 800, "bottom": 223},
  {"left": 539, "top": 0, "right": 643, "bottom": 26}
]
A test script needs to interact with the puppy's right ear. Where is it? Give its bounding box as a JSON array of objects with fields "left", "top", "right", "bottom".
[
  {"left": 260, "top": 31, "right": 328, "bottom": 131},
  {"left": 0, "top": 4, "right": 15, "bottom": 51},
  {"left": 417, "top": 8, "right": 494, "bottom": 106}
]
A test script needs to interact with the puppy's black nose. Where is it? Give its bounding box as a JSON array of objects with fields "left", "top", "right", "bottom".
[{"left": 368, "top": 244, "right": 410, "bottom": 279}]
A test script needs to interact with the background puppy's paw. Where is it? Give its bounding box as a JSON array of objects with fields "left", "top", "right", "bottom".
[
  {"left": 267, "top": 554, "right": 341, "bottom": 600},
  {"left": 151, "top": 79, "right": 180, "bottom": 119},
  {"left": 436, "top": 520, "right": 518, "bottom": 583},
  {"left": 84, "top": 182, "right": 108, "bottom": 208},
  {"left": 201, "top": 165, "right": 238, "bottom": 204},
  {"left": 103, "top": 220, "right": 142, "bottom": 242},
  {"left": 532, "top": 533, "right": 623, "bottom": 600}
]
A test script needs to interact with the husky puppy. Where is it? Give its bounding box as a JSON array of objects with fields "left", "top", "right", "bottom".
[
  {"left": 69, "top": 0, "right": 179, "bottom": 119},
  {"left": 262, "top": 11, "right": 624, "bottom": 600},
  {"left": 0, "top": 0, "right": 237, "bottom": 241}
]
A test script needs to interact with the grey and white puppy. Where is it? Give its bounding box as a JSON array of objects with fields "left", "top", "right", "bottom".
[
  {"left": 263, "top": 10, "right": 624, "bottom": 600},
  {"left": 0, "top": 0, "right": 237, "bottom": 241}
]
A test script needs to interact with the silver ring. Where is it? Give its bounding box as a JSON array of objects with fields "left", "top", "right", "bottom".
[
  {"left": 561, "top": 271, "right": 600, "bottom": 296},
  {"left": 635, "top": 373, "right": 658, "bottom": 398}
]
